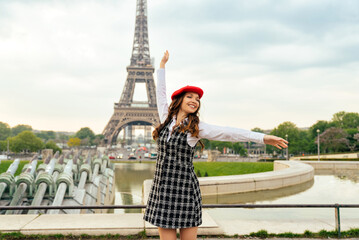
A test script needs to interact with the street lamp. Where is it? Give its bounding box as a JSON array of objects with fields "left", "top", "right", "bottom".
[
  {"left": 285, "top": 134, "right": 288, "bottom": 160},
  {"left": 317, "top": 129, "right": 320, "bottom": 161},
  {"left": 6, "top": 139, "right": 10, "bottom": 159}
]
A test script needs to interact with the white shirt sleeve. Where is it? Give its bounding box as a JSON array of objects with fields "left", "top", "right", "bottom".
[
  {"left": 186, "top": 121, "right": 266, "bottom": 147},
  {"left": 156, "top": 68, "right": 169, "bottom": 123}
]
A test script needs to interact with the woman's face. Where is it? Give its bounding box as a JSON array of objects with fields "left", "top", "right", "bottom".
[{"left": 180, "top": 92, "right": 200, "bottom": 114}]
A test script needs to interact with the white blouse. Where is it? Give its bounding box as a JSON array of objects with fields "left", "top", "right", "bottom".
[{"left": 156, "top": 68, "right": 265, "bottom": 147}]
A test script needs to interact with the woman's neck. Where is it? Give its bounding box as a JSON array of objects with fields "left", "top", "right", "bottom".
[{"left": 176, "top": 110, "right": 188, "bottom": 125}]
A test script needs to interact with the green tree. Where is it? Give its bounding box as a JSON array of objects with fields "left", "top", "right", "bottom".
[
  {"left": 232, "top": 142, "right": 247, "bottom": 156},
  {"left": 45, "top": 140, "right": 62, "bottom": 154},
  {"left": 9, "top": 131, "right": 44, "bottom": 153},
  {"left": 342, "top": 112, "right": 359, "bottom": 129},
  {"left": 35, "top": 130, "right": 56, "bottom": 141},
  {"left": 309, "top": 120, "right": 335, "bottom": 138},
  {"left": 318, "top": 127, "right": 349, "bottom": 153},
  {"left": 67, "top": 137, "right": 81, "bottom": 147},
  {"left": 207, "top": 140, "right": 232, "bottom": 153},
  {"left": 0, "top": 140, "right": 7, "bottom": 151},
  {"left": 332, "top": 111, "right": 346, "bottom": 128},
  {"left": 270, "top": 121, "right": 301, "bottom": 155},
  {"left": 332, "top": 111, "right": 359, "bottom": 129},
  {"left": 46, "top": 131, "right": 56, "bottom": 140},
  {"left": 11, "top": 124, "right": 32, "bottom": 136},
  {"left": 345, "top": 128, "right": 359, "bottom": 152},
  {"left": 297, "top": 130, "right": 315, "bottom": 154},
  {"left": 75, "top": 127, "right": 95, "bottom": 145},
  {"left": 0, "top": 122, "right": 11, "bottom": 140},
  {"left": 354, "top": 133, "right": 359, "bottom": 144},
  {"left": 93, "top": 134, "right": 104, "bottom": 146},
  {"left": 203, "top": 140, "right": 247, "bottom": 156},
  {"left": 58, "top": 133, "right": 70, "bottom": 141},
  {"left": 201, "top": 139, "right": 211, "bottom": 149},
  {"left": 80, "top": 137, "right": 90, "bottom": 146},
  {"left": 271, "top": 122, "right": 300, "bottom": 139},
  {"left": 251, "top": 127, "right": 266, "bottom": 133}
]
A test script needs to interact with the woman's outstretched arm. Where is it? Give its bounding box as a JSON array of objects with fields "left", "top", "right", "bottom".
[
  {"left": 197, "top": 121, "right": 288, "bottom": 149},
  {"left": 157, "top": 50, "right": 170, "bottom": 123}
]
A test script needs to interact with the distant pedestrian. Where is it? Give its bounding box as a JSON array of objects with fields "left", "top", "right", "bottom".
[{"left": 143, "top": 50, "right": 288, "bottom": 240}]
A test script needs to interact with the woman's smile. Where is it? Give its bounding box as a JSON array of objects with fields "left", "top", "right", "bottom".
[{"left": 188, "top": 103, "right": 197, "bottom": 109}]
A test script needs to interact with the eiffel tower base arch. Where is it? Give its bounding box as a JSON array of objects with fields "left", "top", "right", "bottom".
[{"left": 102, "top": 107, "right": 160, "bottom": 145}]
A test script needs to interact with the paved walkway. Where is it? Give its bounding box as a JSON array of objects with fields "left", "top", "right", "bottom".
[
  {"left": 199, "top": 239, "right": 357, "bottom": 240},
  {"left": 0, "top": 212, "right": 222, "bottom": 236},
  {"left": 0, "top": 211, "right": 357, "bottom": 237}
]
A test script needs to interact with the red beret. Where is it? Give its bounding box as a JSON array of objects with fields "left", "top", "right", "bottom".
[{"left": 171, "top": 85, "right": 204, "bottom": 100}]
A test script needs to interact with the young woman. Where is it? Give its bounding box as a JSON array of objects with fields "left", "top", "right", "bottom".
[{"left": 143, "top": 50, "right": 288, "bottom": 240}]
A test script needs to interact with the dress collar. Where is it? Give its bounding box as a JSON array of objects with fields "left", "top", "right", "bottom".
[{"left": 172, "top": 115, "right": 189, "bottom": 125}]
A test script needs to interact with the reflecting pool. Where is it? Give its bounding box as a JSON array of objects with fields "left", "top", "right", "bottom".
[{"left": 114, "top": 163, "right": 359, "bottom": 221}]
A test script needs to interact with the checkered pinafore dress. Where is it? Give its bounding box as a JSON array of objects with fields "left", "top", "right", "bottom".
[{"left": 143, "top": 123, "right": 202, "bottom": 229}]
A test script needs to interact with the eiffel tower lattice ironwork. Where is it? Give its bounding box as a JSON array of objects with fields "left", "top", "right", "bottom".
[{"left": 102, "top": 0, "right": 160, "bottom": 145}]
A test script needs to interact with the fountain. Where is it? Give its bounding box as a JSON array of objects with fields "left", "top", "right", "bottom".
[{"left": 5, "top": 155, "right": 38, "bottom": 214}]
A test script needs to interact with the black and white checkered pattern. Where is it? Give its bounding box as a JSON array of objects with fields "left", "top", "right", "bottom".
[{"left": 143, "top": 124, "right": 202, "bottom": 229}]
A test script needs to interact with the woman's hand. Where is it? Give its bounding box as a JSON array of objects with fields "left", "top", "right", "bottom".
[
  {"left": 263, "top": 135, "right": 288, "bottom": 149},
  {"left": 160, "top": 50, "right": 169, "bottom": 68}
]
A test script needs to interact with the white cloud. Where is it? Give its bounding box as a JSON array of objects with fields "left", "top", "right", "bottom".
[
  {"left": 253, "top": 44, "right": 335, "bottom": 66},
  {"left": 0, "top": 0, "right": 358, "bottom": 134}
]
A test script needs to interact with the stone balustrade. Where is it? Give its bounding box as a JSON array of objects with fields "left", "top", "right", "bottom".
[
  {"left": 198, "top": 160, "right": 314, "bottom": 196},
  {"left": 300, "top": 160, "right": 359, "bottom": 170},
  {"left": 143, "top": 160, "right": 314, "bottom": 201}
]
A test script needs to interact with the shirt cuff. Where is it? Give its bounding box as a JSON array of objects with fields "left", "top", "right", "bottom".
[{"left": 250, "top": 132, "right": 265, "bottom": 144}]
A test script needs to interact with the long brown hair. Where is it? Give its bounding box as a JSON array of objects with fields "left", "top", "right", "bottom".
[{"left": 152, "top": 92, "right": 204, "bottom": 150}]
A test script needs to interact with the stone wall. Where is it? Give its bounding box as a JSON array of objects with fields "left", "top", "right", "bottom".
[{"left": 143, "top": 160, "right": 314, "bottom": 201}]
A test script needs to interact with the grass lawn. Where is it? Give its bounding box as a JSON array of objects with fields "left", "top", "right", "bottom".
[
  {"left": 9, "top": 159, "right": 274, "bottom": 178},
  {"left": 0, "top": 160, "right": 42, "bottom": 176},
  {"left": 193, "top": 162, "right": 273, "bottom": 177},
  {"left": 111, "top": 160, "right": 274, "bottom": 177}
]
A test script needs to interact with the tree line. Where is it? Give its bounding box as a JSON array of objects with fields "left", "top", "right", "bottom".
[
  {"left": 196, "top": 111, "right": 359, "bottom": 157},
  {"left": 0, "top": 123, "right": 103, "bottom": 154},
  {"left": 256, "top": 111, "right": 359, "bottom": 156},
  {"left": 1, "top": 110, "right": 358, "bottom": 156}
]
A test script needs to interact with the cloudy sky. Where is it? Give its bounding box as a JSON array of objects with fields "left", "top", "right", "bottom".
[{"left": 0, "top": 0, "right": 358, "bottom": 134}]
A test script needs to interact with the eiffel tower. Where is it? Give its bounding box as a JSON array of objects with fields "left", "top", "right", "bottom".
[{"left": 102, "top": 0, "right": 160, "bottom": 145}]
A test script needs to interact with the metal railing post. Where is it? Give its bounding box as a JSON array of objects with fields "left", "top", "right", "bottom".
[{"left": 335, "top": 203, "right": 341, "bottom": 238}]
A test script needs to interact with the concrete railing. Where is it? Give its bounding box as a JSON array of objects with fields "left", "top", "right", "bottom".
[
  {"left": 299, "top": 160, "right": 359, "bottom": 170},
  {"left": 143, "top": 160, "right": 314, "bottom": 202},
  {"left": 198, "top": 160, "right": 314, "bottom": 196},
  {"left": 291, "top": 152, "right": 359, "bottom": 160}
]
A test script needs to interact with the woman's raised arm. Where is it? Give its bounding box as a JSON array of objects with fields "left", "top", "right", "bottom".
[
  {"left": 156, "top": 50, "right": 170, "bottom": 123},
  {"left": 160, "top": 50, "right": 169, "bottom": 68}
]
